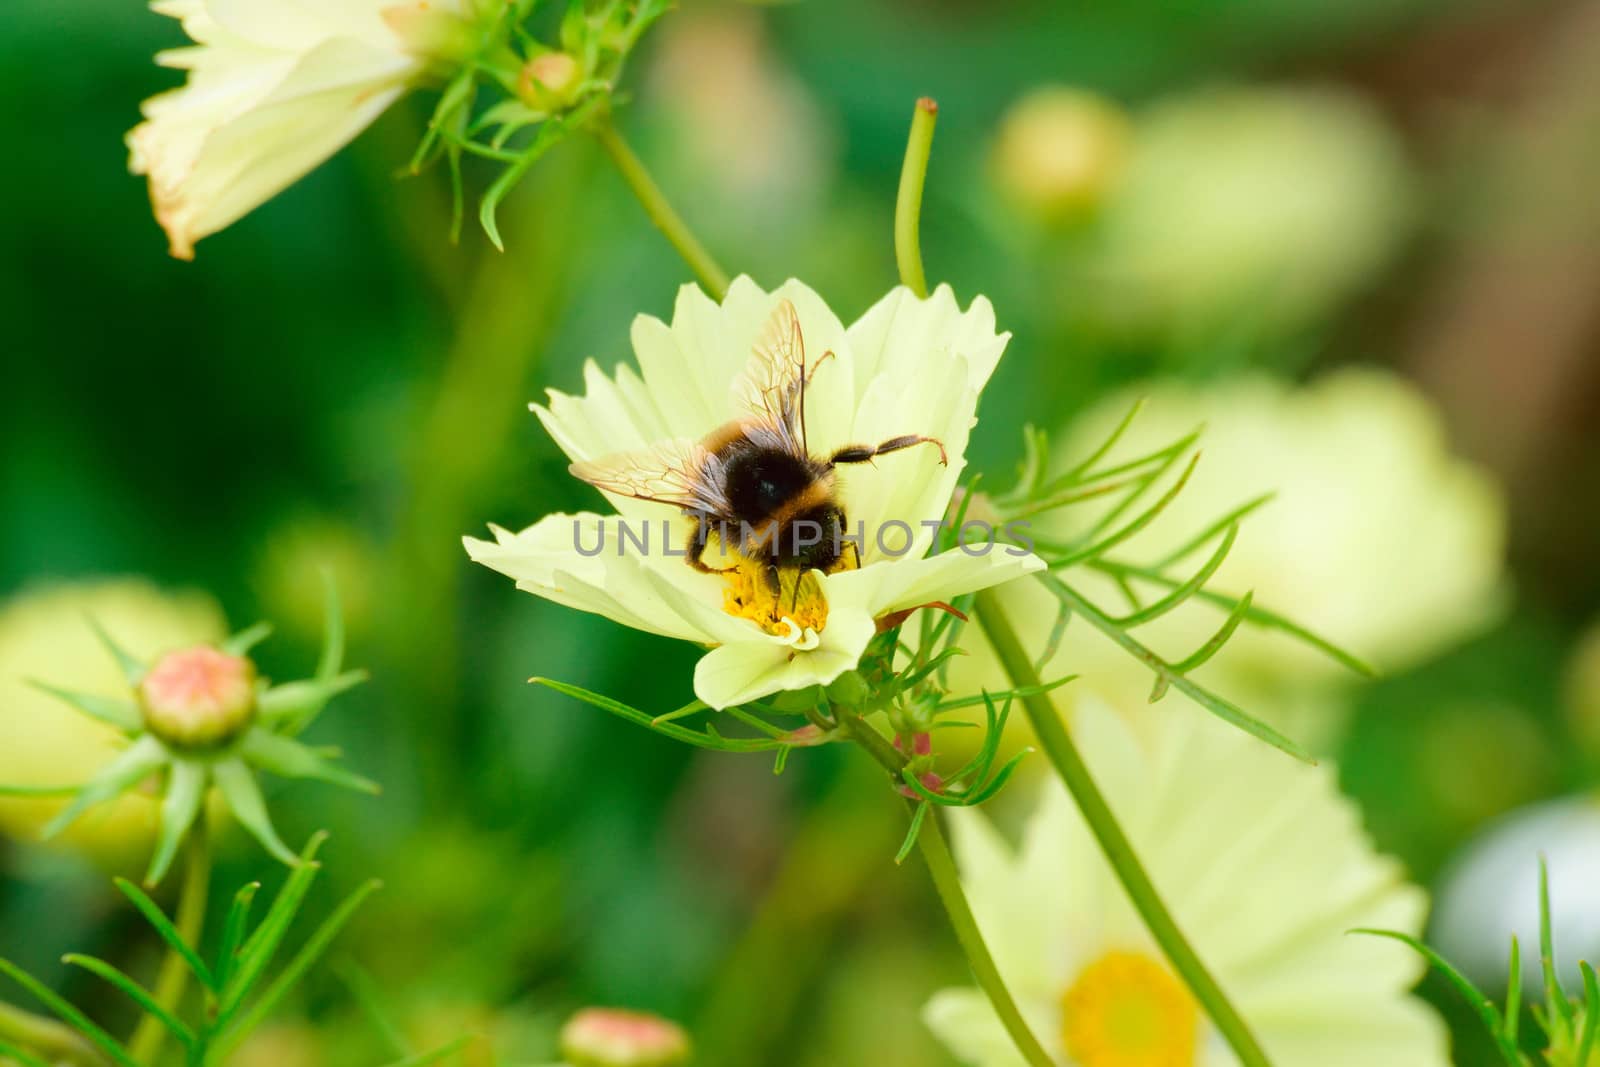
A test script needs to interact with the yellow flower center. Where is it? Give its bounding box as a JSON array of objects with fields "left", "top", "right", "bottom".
[
  {"left": 1061, "top": 951, "right": 1198, "bottom": 1067},
  {"left": 719, "top": 547, "right": 858, "bottom": 642}
]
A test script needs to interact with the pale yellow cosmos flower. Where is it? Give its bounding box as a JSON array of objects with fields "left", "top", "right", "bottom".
[
  {"left": 925, "top": 697, "right": 1450, "bottom": 1067},
  {"left": 466, "top": 277, "right": 1042, "bottom": 710}
]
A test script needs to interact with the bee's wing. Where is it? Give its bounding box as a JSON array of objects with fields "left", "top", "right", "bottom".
[
  {"left": 569, "top": 438, "right": 730, "bottom": 516},
  {"left": 733, "top": 298, "right": 806, "bottom": 454}
]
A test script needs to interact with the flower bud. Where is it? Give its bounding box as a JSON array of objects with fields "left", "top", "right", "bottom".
[
  {"left": 559, "top": 1008, "right": 690, "bottom": 1067},
  {"left": 991, "top": 86, "right": 1129, "bottom": 223},
  {"left": 519, "top": 52, "right": 584, "bottom": 110},
  {"left": 825, "top": 670, "right": 870, "bottom": 708},
  {"left": 139, "top": 646, "right": 257, "bottom": 749}
]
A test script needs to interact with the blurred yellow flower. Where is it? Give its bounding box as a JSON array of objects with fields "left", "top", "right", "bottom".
[
  {"left": 0, "top": 579, "right": 225, "bottom": 860},
  {"left": 1062, "top": 370, "right": 1505, "bottom": 683},
  {"left": 924, "top": 697, "right": 1449, "bottom": 1067},
  {"left": 953, "top": 369, "right": 1505, "bottom": 751},
  {"left": 990, "top": 87, "right": 1130, "bottom": 223},
  {"left": 127, "top": 0, "right": 473, "bottom": 259},
  {"left": 1092, "top": 85, "right": 1410, "bottom": 335}
]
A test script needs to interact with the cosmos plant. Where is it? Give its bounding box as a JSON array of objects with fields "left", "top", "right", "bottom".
[
  {"left": 0, "top": 1, "right": 1523, "bottom": 1065},
  {"left": 25, "top": 583, "right": 371, "bottom": 887}
]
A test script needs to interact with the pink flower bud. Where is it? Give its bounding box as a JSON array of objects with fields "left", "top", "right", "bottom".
[
  {"left": 519, "top": 52, "right": 583, "bottom": 109},
  {"left": 559, "top": 1008, "right": 691, "bottom": 1067},
  {"left": 138, "top": 646, "right": 256, "bottom": 749}
]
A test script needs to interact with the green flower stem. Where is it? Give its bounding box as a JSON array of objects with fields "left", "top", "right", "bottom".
[
  {"left": 972, "top": 590, "right": 1273, "bottom": 1067},
  {"left": 895, "top": 97, "right": 938, "bottom": 300},
  {"left": 840, "top": 713, "right": 1055, "bottom": 1067},
  {"left": 592, "top": 120, "right": 730, "bottom": 300},
  {"left": 128, "top": 820, "right": 210, "bottom": 1065},
  {"left": 0, "top": 999, "right": 107, "bottom": 1067}
]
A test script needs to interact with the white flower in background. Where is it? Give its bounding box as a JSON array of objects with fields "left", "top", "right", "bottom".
[
  {"left": 127, "top": 0, "right": 476, "bottom": 259},
  {"left": 1092, "top": 85, "right": 1411, "bottom": 335},
  {"left": 466, "top": 278, "right": 1041, "bottom": 710},
  {"left": 1432, "top": 795, "right": 1600, "bottom": 993},
  {"left": 0, "top": 579, "right": 225, "bottom": 861},
  {"left": 924, "top": 698, "right": 1449, "bottom": 1067}
]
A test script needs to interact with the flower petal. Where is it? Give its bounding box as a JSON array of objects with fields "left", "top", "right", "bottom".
[
  {"left": 823, "top": 548, "right": 1043, "bottom": 619},
  {"left": 464, "top": 516, "right": 723, "bottom": 643},
  {"left": 922, "top": 988, "right": 1034, "bottom": 1067},
  {"left": 691, "top": 605, "right": 875, "bottom": 709}
]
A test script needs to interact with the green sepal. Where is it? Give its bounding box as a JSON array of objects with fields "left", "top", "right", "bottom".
[
  {"left": 212, "top": 759, "right": 299, "bottom": 868},
  {"left": 84, "top": 615, "right": 148, "bottom": 687},
  {"left": 238, "top": 729, "right": 380, "bottom": 795},
  {"left": 145, "top": 760, "right": 207, "bottom": 887},
  {"left": 27, "top": 679, "right": 141, "bottom": 732},
  {"left": 41, "top": 735, "right": 166, "bottom": 840}
]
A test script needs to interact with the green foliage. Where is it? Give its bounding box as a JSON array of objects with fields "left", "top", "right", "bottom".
[
  {"left": 0, "top": 835, "right": 377, "bottom": 1067},
  {"left": 1357, "top": 858, "right": 1600, "bottom": 1066},
  {"left": 992, "top": 403, "right": 1377, "bottom": 763},
  {"left": 9, "top": 582, "right": 375, "bottom": 885},
  {"left": 411, "top": 0, "right": 674, "bottom": 246}
]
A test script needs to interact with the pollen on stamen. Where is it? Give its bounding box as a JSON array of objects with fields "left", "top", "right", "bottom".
[{"left": 718, "top": 550, "right": 857, "bottom": 640}]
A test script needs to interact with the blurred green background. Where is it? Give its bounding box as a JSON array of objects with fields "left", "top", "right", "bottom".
[{"left": 3, "top": 0, "right": 1600, "bottom": 1063}]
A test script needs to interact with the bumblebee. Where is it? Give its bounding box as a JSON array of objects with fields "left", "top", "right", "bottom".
[{"left": 570, "top": 299, "right": 946, "bottom": 590}]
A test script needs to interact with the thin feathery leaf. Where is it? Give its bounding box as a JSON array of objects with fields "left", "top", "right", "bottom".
[
  {"left": 960, "top": 748, "right": 1033, "bottom": 807},
  {"left": 531, "top": 678, "right": 784, "bottom": 752},
  {"left": 1094, "top": 561, "right": 1375, "bottom": 677},
  {"left": 214, "top": 882, "right": 261, "bottom": 993},
  {"left": 1577, "top": 960, "right": 1598, "bottom": 1065},
  {"left": 216, "top": 880, "right": 382, "bottom": 1052},
  {"left": 1151, "top": 493, "right": 1274, "bottom": 569},
  {"left": 223, "top": 834, "right": 329, "bottom": 1015},
  {"left": 1115, "top": 524, "right": 1238, "bottom": 628},
  {"left": 1505, "top": 936, "right": 1521, "bottom": 1044},
  {"left": 895, "top": 802, "right": 930, "bottom": 866},
  {"left": 1350, "top": 930, "right": 1521, "bottom": 1066},
  {"left": 720, "top": 704, "right": 788, "bottom": 740},
  {"left": 1059, "top": 397, "right": 1146, "bottom": 486},
  {"left": 1543, "top": 856, "right": 1576, "bottom": 1030},
  {"left": 650, "top": 699, "right": 709, "bottom": 726},
  {"left": 936, "top": 674, "right": 1076, "bottom": 712},
  {"left": 1082, "top": 431, "right": 1198, "bottom": 484},
  {"left": 113, "top": 879, "right": 215, "bottom": 991},
  {"left": 1034, "top": 601, "right": 1072, "bottom": 674},
  {"left": 1167, "top": 591, "right": 1254, "bottom": 676},
  {"left": 1053, "top": 451, "right": 1202, "bottom": 570},
  {"left": 0, "top": 959, "right": 140, "bottom": 1067},
  {"left": 1044, "top": 575, "right": 1311, "bottom": 763},
  {"left": 61, "top": 955, "right": 194, "bottom": 1049}
]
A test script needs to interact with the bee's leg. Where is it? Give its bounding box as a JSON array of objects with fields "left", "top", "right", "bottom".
[
  {"left": 685, "top": 514, "right": 733, "bottom": 575},
  {"left": 829, "top": 435, "right": 948, "bottom": 468},
  {"left": 763, "top": 562, "right": 782, "bottom": 598}
]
